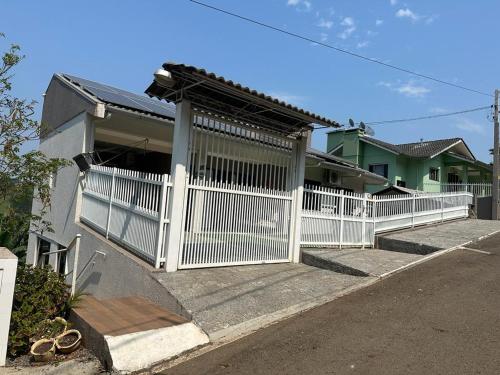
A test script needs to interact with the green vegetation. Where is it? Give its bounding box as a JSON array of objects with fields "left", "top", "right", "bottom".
[
  {"left": 8, "top": 265, "right": 71, "bottom": 357},
  {"left": 0, "top": 33, "right": 69, "bottom": 260}
]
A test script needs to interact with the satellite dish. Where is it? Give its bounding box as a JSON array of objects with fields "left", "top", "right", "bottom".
[
  {"left": 360, "top": 121, "right": 366, "bottom": 130},
  {"left": 348, "top": 118, "right": 355, "bottom": 127},
  {"left": 365, "top": 125, "right": 375, "bottom": 137}
]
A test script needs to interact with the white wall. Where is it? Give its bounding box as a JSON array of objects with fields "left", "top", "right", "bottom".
[{"left": 0, "top": 248, "right": 18, "bottom": 366}]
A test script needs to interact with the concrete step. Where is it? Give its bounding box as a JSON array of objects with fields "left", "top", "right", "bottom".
[
  {"left": 70, "top": 295, "right": 209, "bottom": 373},
  {"left": 302, "top": 248, "right": 423, "bottom": 277},
  {"left": 375, "top": 236, "right": 441, "bottom": 255}
]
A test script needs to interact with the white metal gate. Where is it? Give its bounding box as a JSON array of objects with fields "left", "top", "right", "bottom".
[{"left": 179, "top": 112, "right": 295, "bottom": 269}]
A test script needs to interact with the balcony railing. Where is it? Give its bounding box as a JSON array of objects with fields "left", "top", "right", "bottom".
[{"left": 423, "top": 183, "right": 492, "bottom": 197}]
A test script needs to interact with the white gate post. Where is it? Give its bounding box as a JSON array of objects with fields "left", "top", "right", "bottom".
[
  {"left": 0, "top": 248, "right": 18, "bottom": 366},
  {"left": 289, "top": 135, "right": 307, "bottom": 263},
  {"left": 164, "top": 100, "right": 192, "bottom": 272},
  {"left": 154, "top": 174, "right": 169, "bottom": 269},
  {"left": 105, "top": 167, "right": 116, "bottom": 239},
  {"left": 411, "top": 193, "right": 416, "bottom": 228},
  {"left": 441, "top": 194, "right": 445, "bottom": 222},
  {"left": 362, "top": 193, "right": 368, "bottom": 249},
  {"left": 339, "top": 193, "right": 345, "bottom": 249}
]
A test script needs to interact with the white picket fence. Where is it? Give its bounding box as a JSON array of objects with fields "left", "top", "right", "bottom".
[
  {"left": 373, "top": 191, "right": 472, "bottom": 233},
  {"left": 423, "top": 183, "right": 492, "bottom": 197},
  {"left": 301, "top": 186, "right": 472, "bottom": 247},
  {"left": 81, "top": 165, "right": 172, "bottom": 267},
  {"left": 81, "top": 166, "right": 473, "bottom": 267},
  {"left": 301, "top": 186, "right": 374, "bottom": 247}
]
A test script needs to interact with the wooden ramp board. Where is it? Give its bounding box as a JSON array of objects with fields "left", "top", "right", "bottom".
[
  {"left": 73, "top": 295, "right": 188, "bottom": 336},
  {"left": 71, "top": 296, "right": 209, "bottom": 372}
]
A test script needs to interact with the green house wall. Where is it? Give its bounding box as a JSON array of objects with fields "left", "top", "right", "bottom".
[{"left": 326, "top": 130, "right": 492, "bottom": 193}]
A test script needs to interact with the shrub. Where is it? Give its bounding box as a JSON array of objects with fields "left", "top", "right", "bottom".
[{"left": 8, "top": 264, "right": 70, "bottom": 357}]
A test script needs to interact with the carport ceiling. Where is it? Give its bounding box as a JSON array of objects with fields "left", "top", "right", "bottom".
[{"left": 145, "top": 62, "right": 340, "bottom": 137}]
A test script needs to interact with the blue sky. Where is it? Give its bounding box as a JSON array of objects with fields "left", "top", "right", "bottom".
[{"left": 2, "top": 0, "right": 497, "bottom": 161}]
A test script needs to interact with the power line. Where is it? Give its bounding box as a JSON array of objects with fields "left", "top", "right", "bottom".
[
  {"left": 189, "top": 0, "right": 493, "bottom": 98},
  {"left": 365, "top": 105, "right": 492, "bottom": 125},
  {"left": 313, "top": 105, "right": 491, "bottom": 129}
]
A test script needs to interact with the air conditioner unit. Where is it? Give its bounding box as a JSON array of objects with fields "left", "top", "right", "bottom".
[{"left": 325, "top": 170, "right": 341, "bottom": 186}]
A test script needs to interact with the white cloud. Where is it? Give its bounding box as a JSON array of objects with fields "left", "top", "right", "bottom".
[
  {"left": 320, "top": 32, "right": 328, "bottom": 42},
  {"left": 366, "top": 30, "right": 378, "bottom": 37},
  {"left": 378, "top": 80, "right": 430, "bottom": 98},
  {"left": 397, "top": 82, "right": 430, "bottom": 97},
  {"left": 390, "top": 0, "right": 398, "bottom": 5},
  {"left": 317, "top": 18, "right": 333, "bottom": 29},
  {"left": 338, "top": 17, "right": 356, "bottom": 39},
  {"left": 287, "top": 0, "right": 311, "bottom": 12},
  {"left": 396, "top": 8, "right": 419, "bottom": 22},
  {"left": 341, "top": 17, "right": 354, "bottom": 27},
  {"left": 454, "top": 118, "right": 486, "bottom": 135},
  {"left": 269, "top": 91, "right": 307, "bottom": 106},
  {"left": 375, "top": 19, "right": 384, "bottom": 26},
  {"left": 395, "top": 8, "right": 437, "bottom": 24},
  {"left": 357, "top": 41, "right": 369, "bottom": 49}
]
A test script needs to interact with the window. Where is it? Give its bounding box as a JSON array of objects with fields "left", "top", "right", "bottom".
[
  {"left": 369, "top": 164, "right": 388, "bottom": 178},
  {"left": 57, "top": 244, "right": 67, "bottom": 275},
  {"left": 397, "top": 180, "right": 406, "bottom": 187},
  {"left": 429, "top": 167, "right": 439, "bottom": 182},
  {"left": 37, "top": 238, "right": 51, "bottom": 267}
]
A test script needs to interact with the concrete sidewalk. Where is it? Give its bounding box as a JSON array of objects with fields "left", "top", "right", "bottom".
[
  {"left": 377, "top": 219, "right": 500, "bottom": 254},
  {"left": 302, "top": 248, "right": 423, "bottom": 277},
  {"left": 155, "top": 264, "right": 376, "bottom": 341}
]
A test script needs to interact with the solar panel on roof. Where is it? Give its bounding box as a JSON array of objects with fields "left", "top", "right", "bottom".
[{"left": 63, "top": 74, "right": 176, "bottom": 119}]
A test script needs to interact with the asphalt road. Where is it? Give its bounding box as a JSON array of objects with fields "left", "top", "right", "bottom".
[{"left": 163, "top": 234, "right": 500, "bottom": 375}]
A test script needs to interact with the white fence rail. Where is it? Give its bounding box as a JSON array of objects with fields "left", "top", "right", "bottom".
[
  {"left": 301, "top": 186, "right": 374, "bottom": 247},
  {"left": 81, "top": 166, "right": 473, "bottom": 266},
  {"left": 373, "top": 192, "right": 472, "bottom": 234},
  {"left": 423, "top": 183, "right": 492, "bottom": 197},
  {"left": 301, "top": 187, "right": 472, "bottom": 247},
  {"left": 81, "top": 165, "right": 172, "bottom": 267}
]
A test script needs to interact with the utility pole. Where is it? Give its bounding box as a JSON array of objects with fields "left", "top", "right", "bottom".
[{"left": 493, "top": 89, "right": 499, "bottom": 220}]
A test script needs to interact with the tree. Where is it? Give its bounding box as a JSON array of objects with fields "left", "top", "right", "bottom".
[{"left": 0, "top": 33, "right": 69, "bottom": 258}]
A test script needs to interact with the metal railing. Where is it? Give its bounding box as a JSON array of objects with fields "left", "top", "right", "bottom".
[
  {"left": 81, "top": 165, "right": 172, "bottom": 268},
  {"left": 301, "top": 187, "right": 473, "bottom": 247},
  {"left": 423, "top": 183, "right": 492, "bottom": 197},
  {"left": 39, "top": 234, "right": 81, "bottom": 296}
]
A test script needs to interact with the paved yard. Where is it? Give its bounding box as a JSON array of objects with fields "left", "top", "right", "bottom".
[
  {"left": 162, "top": 232, "right": 500, "bottom": 375},
  {"left": 378, "top": 219, "right": 500, "bottom": 251},
  {"left": 155, "top": 264, "right": 374, "bottom": 340},
  {"left": 302, "top": 248, "right": 423, "bottom": 276}
]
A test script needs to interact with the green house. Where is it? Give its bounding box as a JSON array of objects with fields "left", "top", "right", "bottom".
[{"left": 326, "top": 128, "right": 492, "bottom": 193}]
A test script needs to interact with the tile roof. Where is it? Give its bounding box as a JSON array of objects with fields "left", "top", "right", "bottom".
[
  {"left": 396, "top": 138, "right": 464, "bottom": 158},
  {"left": 146, "top": 62, "right": 340, "bottom": 135},
  {"left": 361, "top": 136, "right": 469, "bottom": 159}
]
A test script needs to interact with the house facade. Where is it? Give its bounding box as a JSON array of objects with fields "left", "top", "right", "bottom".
[
  {"left": 26, "top": 69, "right": 388, "bottom": 281},
  {"left": 327, "top": 128, "right": 492, "bottom": 194}
]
